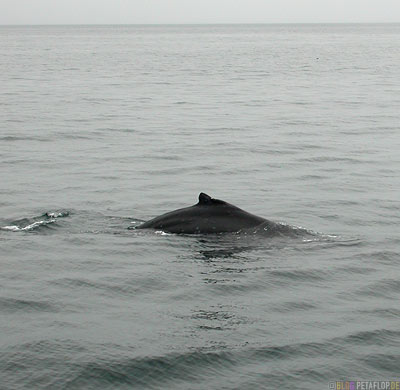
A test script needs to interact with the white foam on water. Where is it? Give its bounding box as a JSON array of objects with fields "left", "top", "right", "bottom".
[{"left": 1, "top": 219, "right": 55, "bottom": 232}]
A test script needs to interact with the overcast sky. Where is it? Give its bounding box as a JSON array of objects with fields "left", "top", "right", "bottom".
[{"left": 1, "top": 0, "right": 399, "bottom": 25}]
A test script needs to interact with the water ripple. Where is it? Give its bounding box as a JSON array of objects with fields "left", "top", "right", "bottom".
[{"left": 0, "top": 297, "right": 58, "bottom": 313}]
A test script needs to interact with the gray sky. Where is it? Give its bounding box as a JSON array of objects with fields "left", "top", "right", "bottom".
[{"left": 1, "top": 0, "right": 399, "bottom": 25}]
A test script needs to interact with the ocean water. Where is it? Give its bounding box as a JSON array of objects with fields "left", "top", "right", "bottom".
[{"left": 1, "top": 24, "right": 399, "bottom": 389}]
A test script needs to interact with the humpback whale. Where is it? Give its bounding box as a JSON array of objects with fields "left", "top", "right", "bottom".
[{"left": 136, "top": 193, "right": 273, "bottom": 234}]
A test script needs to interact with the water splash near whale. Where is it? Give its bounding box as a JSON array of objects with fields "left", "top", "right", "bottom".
[{"left": 1, "top": 211, "right": 70, "bottom": 232}]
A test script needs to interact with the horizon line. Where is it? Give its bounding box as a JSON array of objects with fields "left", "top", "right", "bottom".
[{"left": 1, "top": 21, "right": 400, "bottom": 27}]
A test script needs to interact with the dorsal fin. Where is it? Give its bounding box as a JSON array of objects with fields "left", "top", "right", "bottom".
[
  {"left": 198, "top": 192, "right": 212, "bottom": 205},
  {"left": 198, "top": 193, "right": 226, "bottom": 206}
]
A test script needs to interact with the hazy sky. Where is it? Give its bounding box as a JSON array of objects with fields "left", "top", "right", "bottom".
[{"left": 1, "top": 0, "right": 399, "bottom": 25}]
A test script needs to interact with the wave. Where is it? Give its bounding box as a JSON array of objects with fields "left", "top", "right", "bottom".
[
  {"left": 4, "top": 335, "right": 386, "bottom": 389},
  {"left": 2, "top": 306, "right": 397, "bottom": 388},
  {"left": 333, "top": 329, "right": 400, "bottom": 347},
  {"left": 2, "top": 339, "right": 328, "bottom": 389},
  {"left": 0, "top": 135, "right": 52, "bottom": 142},
  {"left": 0, "top": 297, "right": 58, "bottom": 313}
]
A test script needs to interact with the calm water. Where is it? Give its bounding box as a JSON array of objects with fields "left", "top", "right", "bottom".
[{"left": 1, "top": 24, "right": 399, "bottom": 389}]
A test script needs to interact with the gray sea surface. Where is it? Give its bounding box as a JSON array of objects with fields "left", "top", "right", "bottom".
[{"left": 1, "top": 24, "right": 399, "bottom": 389}]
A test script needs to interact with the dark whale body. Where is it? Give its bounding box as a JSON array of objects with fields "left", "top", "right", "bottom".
[{"left": 137, "top": 193, "right": 270, "bottom": 234}]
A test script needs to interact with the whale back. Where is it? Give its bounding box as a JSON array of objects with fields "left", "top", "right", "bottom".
[{"left": 137, "top": 193, "right": 267, "bottom": 234}]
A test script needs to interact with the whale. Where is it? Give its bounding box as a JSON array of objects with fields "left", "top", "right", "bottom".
[{"left": 136, "top": 192, "right": 275, "bottom": 234}]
